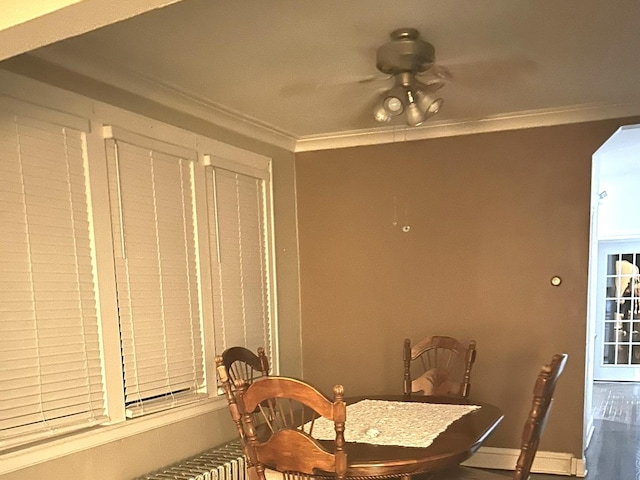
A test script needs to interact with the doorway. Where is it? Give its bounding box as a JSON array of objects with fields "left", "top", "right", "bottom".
[{"left": 586, "top": 124, "right": 640, "bottom": 459}]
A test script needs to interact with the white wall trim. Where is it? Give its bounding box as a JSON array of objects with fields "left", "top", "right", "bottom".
[
  {"left": 25, "top": 48, "right": 298, "bottom": 152},
  {"left": 584, "top": 417, "right": 595, "bottom": 450},
  {"left": 461, "top": 446, "right": 585, "bottom": 477},
  {"left": 294, "top": 102, "right": 640, "bottom": 152}
]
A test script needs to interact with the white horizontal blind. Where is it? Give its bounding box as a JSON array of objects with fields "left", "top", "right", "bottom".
[
  {"left": 105, "top": 139, "right": 205, "bottom": 417},
  {"left": 208, "top": 167, "right": 272, "bottom": 360},
  {"left": 0, "top": 112, "right": 106, "bottom": 449}
]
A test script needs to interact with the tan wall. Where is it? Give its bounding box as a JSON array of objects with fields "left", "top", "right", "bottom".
[
  {"left": 0, "top": 61, "right": 302, "bottom": 479},
  {"left": 295, "top": 118, "right": 639, "bottom": 458},
  {"left": 2, "top": 410, "right": 238, "bottom": 480}
]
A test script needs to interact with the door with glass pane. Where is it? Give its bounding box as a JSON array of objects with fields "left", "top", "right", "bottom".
[{"left": 594, "top": 241, "right": 640, "bottom": 380}]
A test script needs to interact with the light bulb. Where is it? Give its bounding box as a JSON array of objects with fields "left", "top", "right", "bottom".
[
  {"left": 417, "top": 90, "right": 443, "bottom": 116},
  {"left": 405, "top": 103, "right": 425, "bottom": 126},
  {"left": 426, "top": 98, "right": 443, "bottom": 114},
  {"left": 384, "top": 96, "right": 403, "bottom": 114},
  {"left": 373, "top": 103, "right": 392, "bottom": 123}
]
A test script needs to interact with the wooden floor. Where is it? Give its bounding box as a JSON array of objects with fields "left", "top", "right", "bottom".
[
  {"left": 585, "top": 381, "right": 640, "bottom": 480},
  {"left": 445, "top": 382, "right": 640, "bottom": 479}
]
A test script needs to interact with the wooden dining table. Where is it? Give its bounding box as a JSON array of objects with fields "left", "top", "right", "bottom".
[{"left": 312, "top": 394, "right": 503, "bottom": 479}]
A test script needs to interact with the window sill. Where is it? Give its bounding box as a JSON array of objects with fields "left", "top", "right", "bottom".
[{"left": 1, "top": 395, "right": 228, "bottom": 476}]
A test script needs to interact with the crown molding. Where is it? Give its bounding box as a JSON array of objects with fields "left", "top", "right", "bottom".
[
  {"left": 294, "top": 102, "right": 640, "bottom": 152},
  {"left": 21, "top": 49, "right": 640, "bottom": 154},
  {"left": 26, "top": 49, "right": 298, "bottom": 152}
]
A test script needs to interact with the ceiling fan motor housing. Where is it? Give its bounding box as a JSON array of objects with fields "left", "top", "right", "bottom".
[
  {"left": 372, "top": 28, "right": 444, "bottom": 127},
  {"left": 376, "top": 28, "right": 436, "bottom": 75}
]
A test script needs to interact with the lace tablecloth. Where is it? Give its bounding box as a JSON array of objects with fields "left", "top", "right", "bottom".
[{"left": 310, "top": 399, "right": 480, "bottom": 448}]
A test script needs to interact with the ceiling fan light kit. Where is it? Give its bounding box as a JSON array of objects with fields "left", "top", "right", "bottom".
[{"left": 373, "top": 28, "right": 445, "bottom": 127}]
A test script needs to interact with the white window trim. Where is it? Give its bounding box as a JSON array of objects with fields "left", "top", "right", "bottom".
[
  {"left": 202, "top": 144, "right": 279, "bottom": 376},
  {"left": 0, "top": 103, "right": 107, "bottom": 448},
  {"left": 0, "top": 70, "right": 278, "bottom": 475}
]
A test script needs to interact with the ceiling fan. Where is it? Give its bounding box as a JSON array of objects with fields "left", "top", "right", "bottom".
[
  {"left": 280, "top": 27, "right": 535, "bottom": 128},
  {"left": 372, "top": 28, "right": 447, "bottom": 127}
]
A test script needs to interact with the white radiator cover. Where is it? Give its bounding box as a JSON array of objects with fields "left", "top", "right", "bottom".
[{"left": 137, "top": 440, "right": 246, "bottom": 480}]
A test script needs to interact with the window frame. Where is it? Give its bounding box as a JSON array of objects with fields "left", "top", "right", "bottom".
[
  {"left": 204, "top": 147, "right": 279, "bottom": 376},
  {"left": 103, "top": 128, "right": 207, "bottom": 417},
  {"left": 0, "top": 101, "right": 108, "bottom": 449},
  {"left": 0, "top": 76, "right": 278, "bottom": 474}
]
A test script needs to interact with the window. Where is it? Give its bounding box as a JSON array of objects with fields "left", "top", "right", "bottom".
[
  {"left": 207, "top": 159, "right": 274, "bottom": 361},
  {"left": 0, "top": 108, "right": 107, "bottom": 449},
  {"left": 104, "top": 128, "right": 206, "bottom": 417},
  {"left": 0, "top": 96, "right": 276, "bottom": 455}
]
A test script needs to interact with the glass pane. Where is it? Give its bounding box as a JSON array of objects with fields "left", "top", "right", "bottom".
[
  {"left": 619, "top": 301, "right": 631, "bottom": 319},
  {"left": 633, "top": 322, "right": 640, "bottom": 342},
  {"left": 617, "top": 321, "right": 631, "bottom": 341},
  {"left": 629, "top": 275, "right": 640, "bottom": 320},
  {"left": 606, "top": 276, "right": 617, "bottom": 298},
  {"left": 622, "top": 253, "right": 635, "bottom": 263},
  {"left": 606, "top": 254, "right": 619, "bottom": 275},
  {"left": 618, "top": 345, "right": 630, "bottom": 365},
  {"left": 633, "top": 345, "right": 640, "bottom": 364},
  {"left": 603, "top": 344, "right": 616, "bottom": 365},
  {"left": 605, "top": 299, "right": 620, "bottom": 320},
  {"left": 604, "top": 322, "right": 618, "bottom": 342}
]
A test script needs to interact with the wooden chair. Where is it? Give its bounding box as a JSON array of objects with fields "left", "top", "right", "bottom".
[
  {"left": 220, "top": 346, "right": 270, "bottom": 385},
  {"left": 404, "top": 336, "right": 477, "bottom": 398},
  {"left": 232, "top": 376, "right": 347, "bottom": 480},
  {"left": 216, "top": 347, "right": 270, "bottom": 441},
  {"left": 430, "top": 353, "right": 569, "bottom": 480}
]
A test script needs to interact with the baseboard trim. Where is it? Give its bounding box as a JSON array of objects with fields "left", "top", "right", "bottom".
[
  {"left": 461, "top": 447, "right": 585, "bottom": 477},
  {"left": 584, "top": 418, "right": 595, "bottom": 450}
]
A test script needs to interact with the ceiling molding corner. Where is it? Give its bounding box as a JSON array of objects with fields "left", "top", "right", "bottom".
[{"left": 25, "top": 49, "right": 298, "bottom": 152}]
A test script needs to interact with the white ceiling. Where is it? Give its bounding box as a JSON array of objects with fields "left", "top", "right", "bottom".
[{"left": 15, "top": 0, "right": 640, "bottom": 147}]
